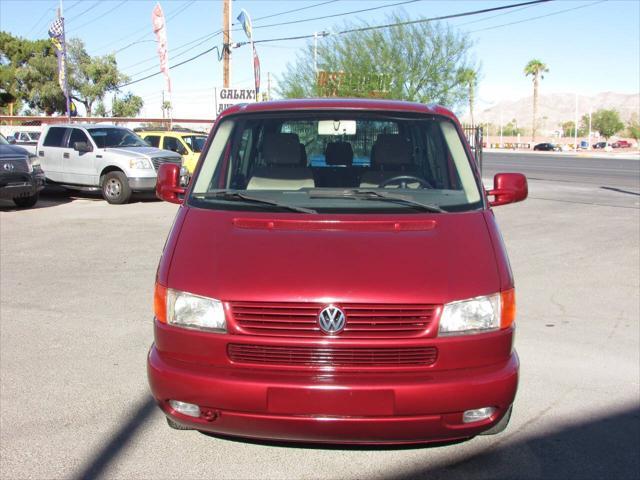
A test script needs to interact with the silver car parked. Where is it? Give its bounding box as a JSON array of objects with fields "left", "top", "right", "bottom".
[{"left": 37, "top": 124, "right": 182, "bottom": 204}]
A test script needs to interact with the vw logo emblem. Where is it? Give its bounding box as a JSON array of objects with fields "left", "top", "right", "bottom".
[
  {"left": 3, "top": 163, "right": 14, "bottom": 171},
  {"left": 318, "top": 306, "right": 346, "bottom": 334}
]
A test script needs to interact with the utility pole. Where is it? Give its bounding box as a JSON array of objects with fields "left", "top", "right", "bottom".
[
  {"left": 574, "top": 93, "right": 578, "bottom": 151},
  {"left": 222, "top": 0, "right": 231, "bottom": 88},
  {"left": 267, "top": 72, "right": 271, "bottom": 101},
  {"left": 587, "top": 105, "right": 593, "bottom": 150},
  {"left": 313, "top": 32, "right": 318, "bottom": 74},
  {"left": 161, "top": 90, "right": 165, "bottom": 121}
]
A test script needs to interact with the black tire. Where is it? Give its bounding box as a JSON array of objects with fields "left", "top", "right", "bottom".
[
  {"left": 481, "top": 405, "right": 512, "bottom": 435},
  {"left": 101, "top": 171, "right": 132, "bottom": 204},
  {"left": 13, "top": 193, "right": 38, "bottom": 208},
  {"left": 166, "top": 416, "right": 192, "bottom": 430}
]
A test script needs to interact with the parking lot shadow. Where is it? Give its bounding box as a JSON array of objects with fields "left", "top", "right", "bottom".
[
  {"left": 71, "top": 400, "right": 639, "bottom": 479},
  {"left": 0, "top": 187, "right": 160, "bottom": 211},
  {"left": 387, "top": 405, "right": 640, "bottom": 480},
  {"left": 73, "top": 396, "right": 156, "bottom": 480}
]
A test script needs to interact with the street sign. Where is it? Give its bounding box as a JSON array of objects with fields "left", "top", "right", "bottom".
[{"left": 215, "top": 88, "right": 257, "bottom": 115}]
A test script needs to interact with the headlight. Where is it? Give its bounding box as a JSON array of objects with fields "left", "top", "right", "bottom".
[
  {"left": 154, "top": 284, "right": 226, "bottom": 332},
  {"left": 129, "top": 158, "right": 153, "bottom": 169},
  {"left": 438, "top": 290, "right": 515, "bottom": 336}
]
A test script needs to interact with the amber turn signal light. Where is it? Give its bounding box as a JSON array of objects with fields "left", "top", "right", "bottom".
[
  {"left": 500, "top": 288, "right": 516, "bottom": 329},
  {"left": 154, "top": 283, "right": 168, "bottom": 323}
]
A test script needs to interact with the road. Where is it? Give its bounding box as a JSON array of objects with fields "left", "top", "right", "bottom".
[
  {"left": 1, "top": 170, "right": 639, "bottom": 479},
  {"left": 482, "top": 151, "right": 640, "bottom": 190}
]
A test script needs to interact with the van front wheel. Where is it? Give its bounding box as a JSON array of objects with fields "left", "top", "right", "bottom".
[{"left": 102, "top": 171, "right": 132, "bottom": 204}]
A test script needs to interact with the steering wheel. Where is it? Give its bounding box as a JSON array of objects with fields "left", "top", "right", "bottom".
[{"left": 378, "top": 175, "right": 433, "bottom": 189}]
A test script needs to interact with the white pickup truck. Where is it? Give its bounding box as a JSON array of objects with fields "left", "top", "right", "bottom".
[{"left": 37, "top": 124, "right": 183, "bottom": 204}]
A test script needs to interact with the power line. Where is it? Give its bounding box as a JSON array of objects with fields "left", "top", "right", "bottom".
[
  {"left": 468, "top": 0, "right": 605, "bottom": 33},
  {"left": 92, "top": 0, "right": 196, "bottom": 54},
  {"left": 65, "top": 0, "right": 83, "bottom": 12},
  {"left": 249, "top": 0, "right": 339, "bottom": 23},
  {"left": 125, "top": 30, "right": 223, "bottom": 78},
  {"left": 244, "top": 0, "right": 422, "bottom": 31},
  {"left": 68, "top": 0, "right": 127, "bottom": 33},
  {"left": 119, "top": 0, "right": 554, "bottom": 88},
  {"left": 120, "top": 30, "right": 223, "bottom": 72},
  {"left": 25, "top": 7, "right": 56, "bottom": 37},
  {"left": 117, "top": 45, "right": 225, "bottom": 89},
  {"left": 66, "top": 1, "right": 101, "bottom": 23},
  {"left": 119, "top": 0, "right": 336, "bottom": 72}
]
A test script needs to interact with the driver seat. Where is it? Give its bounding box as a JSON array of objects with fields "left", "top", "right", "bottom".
[{"left": 359, "top": 134, "right": 417, "bottom": 188}]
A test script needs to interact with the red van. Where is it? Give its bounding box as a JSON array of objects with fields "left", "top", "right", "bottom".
[{"left": 148, "top": 99, "right": 527, "bottom": 444}]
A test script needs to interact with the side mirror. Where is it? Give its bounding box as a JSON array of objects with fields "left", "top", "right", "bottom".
[
  {"left": 73, "top": 141, "right": 93, "bottom": 153},
  {"left": 156, "top": 163, "right": 185, "bottom": 204},
  {"left": 8, "top": 136, "right": 16, "bottom": 144},
  {"left": 487, "top": 173, "right": 528, "bottom": 207}
]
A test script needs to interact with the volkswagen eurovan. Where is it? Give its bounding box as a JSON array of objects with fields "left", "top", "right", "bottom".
[{"left": 148, "top": 99, "right": 527, "bottom": 444}]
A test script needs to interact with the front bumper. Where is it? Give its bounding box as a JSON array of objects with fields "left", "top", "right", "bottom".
[
  {"left": 148, "top": 345, "right": 518, "bottom": 444},
  {"left": 0, "top": 171, "right": 45, "bottom": 200},
  {"left": 128, "top": 177, "right": 156, "bottom": 191}
]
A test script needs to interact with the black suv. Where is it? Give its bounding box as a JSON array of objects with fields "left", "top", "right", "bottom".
[{"left": 0, "top": 134, "right": 45, "bottom": 208}]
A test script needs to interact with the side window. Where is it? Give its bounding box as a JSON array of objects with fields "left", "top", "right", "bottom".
[
  {"left": 68, "top": 128, "right": 89, "bottom": 148},
  {"left": 145, "top": 135, "right": 160, "bottom": 148},
  {"left": 19, "top": 133, "right": 28, "bottom": 141},
  {"left": 43, "top": 127, "right": 68, "bottom": 147},
  {"left": 163, "top": 136, "right": 187, "bottom": 155}
]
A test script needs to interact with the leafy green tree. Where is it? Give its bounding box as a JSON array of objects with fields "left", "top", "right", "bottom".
[
  {"left": 278, "top": 14, "right": 478, "bottom": 111},
  {"left": 93, "top": 100, "right": 108, "bottom": 117},
  {"left": 591, "top": 109, "right": 624, "bottom": 140},
  {"left": 67, "top": 39, "right": 127, "bottom": 115},
  {"left": 0, "top": 31, "right": 66, "bottom": 115},
  {"left": 524, "top": 59, "right": 549, "bottom": 142},
  {"left": 502, "top": 119, "right": 523, "bottom": 137},
  {"left": 561, "top": 120, "right": 575, "bottom": 137},
  {"left": 625, "top": 113, "right": 640, "bottom": 142},
  {"left": 457, "top": 68, "right": 477, "bottom": 125},
  {"left": 111, "top": 93, "right": 144, "bottom": 117}
]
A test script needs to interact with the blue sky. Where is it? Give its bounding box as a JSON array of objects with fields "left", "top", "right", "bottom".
[{"left": 1, "top": 0, "right": 639, "bottom": 119}]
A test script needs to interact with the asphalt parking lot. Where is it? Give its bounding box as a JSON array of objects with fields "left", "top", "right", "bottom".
[{"left": 1, "top": 166, "right": 639, "bottom": 479}]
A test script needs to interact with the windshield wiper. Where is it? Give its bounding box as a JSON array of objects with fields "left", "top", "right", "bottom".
[
  {"left": 309, "top": 189, "right": 447, "bottom": 213},
  {"left": 194, "top": 190, "right": 317, "bottom": 214}
]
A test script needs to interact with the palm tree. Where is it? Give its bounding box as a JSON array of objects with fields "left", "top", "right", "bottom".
[
  {"left": 524, "top": 59, "right": 549, "bottom": 142},
  {"left": 458, "top": 68, "right": 478, "bottom": 126}
]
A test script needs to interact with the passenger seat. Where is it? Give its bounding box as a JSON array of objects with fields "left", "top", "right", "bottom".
[{"left": 247, "top": 133, "right": 315, "bottom": 190}]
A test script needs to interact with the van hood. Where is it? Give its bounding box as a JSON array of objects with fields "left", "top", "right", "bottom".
[
  {"left": 103, "top": 146, "right": 180, "bottom": 160},
  {"left": 166, "top": 208, "right": 500, "bottom": 305}
]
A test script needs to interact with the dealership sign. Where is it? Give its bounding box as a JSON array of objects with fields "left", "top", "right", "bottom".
[{"left": 215, "top": 88, "right": 257, "bottom": 115}]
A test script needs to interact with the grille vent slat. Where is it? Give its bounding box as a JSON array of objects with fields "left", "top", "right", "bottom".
[
  {"left": 228, "top": 344, "right": 438, "bottom": 367},
  {"left": 230, "top": 301, "right": 437, "bottom": 338}
]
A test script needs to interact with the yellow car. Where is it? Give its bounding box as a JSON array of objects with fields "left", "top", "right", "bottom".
[{"left": 139, "top": 130, "right": 207, "bottom": 173}]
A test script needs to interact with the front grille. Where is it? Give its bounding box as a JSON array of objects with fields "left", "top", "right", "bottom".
[
  {"left": 151, "top": 156, "right": 181, "bottom": 170},
  {"left": 1, "top": 157, "right": 29, "bottom": 173},
  {"left": 230, "top": 302, "right": 438, "bottom": 338},
  {"left": 228, "top": 344, "right": 438, "bottom": 367}
]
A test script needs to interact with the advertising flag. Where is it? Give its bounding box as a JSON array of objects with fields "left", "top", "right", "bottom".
[
  {"left": 237, "top": 9, "right": 253, "bottom": 41},
  {"left": 48, "top": 17, "right": 67, "bottom": 93},
  {"left": 152, "top": 3, "right": 171, "bottom": 93},
  {"left": 253, "top": 46, "right": 261, "bottom": 94}
]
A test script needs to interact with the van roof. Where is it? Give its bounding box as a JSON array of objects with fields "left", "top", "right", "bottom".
[{"left": 219, "top": 98, "right": 456, "bottom": 120}]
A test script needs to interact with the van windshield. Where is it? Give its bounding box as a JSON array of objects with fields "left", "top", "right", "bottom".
[
  {"left": 87, "top": 128, "right": 148, "bottom": 148},
  {"left": 190, "top": 112, "right": 482, "bottom": 213}
]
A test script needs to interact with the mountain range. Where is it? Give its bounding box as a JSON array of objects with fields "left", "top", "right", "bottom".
[{"left": 464, "top": 92, "right": 639, "bottom": 131}]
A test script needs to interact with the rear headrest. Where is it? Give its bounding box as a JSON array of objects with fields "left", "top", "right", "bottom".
[
  {"left": 325, "top": 141, "right": 353, "bottom": 166},
  {"left": 371, "top": 134, "right": 411, "bottom": 167},
  {"left": 262, "top": 132, "right": 302, "bottom": 166}
]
